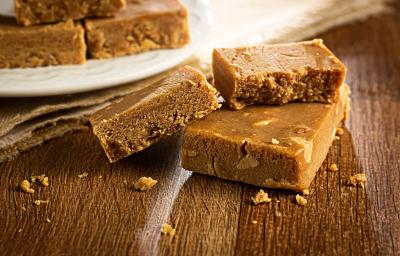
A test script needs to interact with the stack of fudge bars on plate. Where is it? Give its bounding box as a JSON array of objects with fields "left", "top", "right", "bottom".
[
  {"left": 0, "top": 0, "right": 190, "bottom": 68},
  {"left": 90, "top": 39, "right": 349, "bottom": 193}
]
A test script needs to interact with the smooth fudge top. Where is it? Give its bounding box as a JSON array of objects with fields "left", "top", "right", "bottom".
[
  {"left": 213, "top": 39, "right": 346, "bottom": 77},
  {"left": 0, "top": 17, "right": 79, "bottom": 32},
  {"left": 186, "top": 84, "right": 349, "bottom": 158},
  {"left": 90, "top": 65, "right": 215, "bottom": 124},
  {"left": 86, "top": 0, "right": 187, "bottom": 26},
  {"left": 15, "top": 0, "right": 126, "bottom": 26}
]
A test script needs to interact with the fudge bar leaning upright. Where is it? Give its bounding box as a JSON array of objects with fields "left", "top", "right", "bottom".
[
  {"left": 85, "top": 0, "right": 190, "bottom": 59},
  {"left": 0, "top": 18, "right": 86, "bottom": 68},
  {"left": 212, "top": 39, "right": 346, "bottom": 110},
  {"left": 15, "top": 0, "right": 126, "bottom": 26},
  {"left": 90, "top": 66, "right": 219, "bottom": 163},
  {"left": 181, "top": 84, "right": 350, "bottom": 192}
]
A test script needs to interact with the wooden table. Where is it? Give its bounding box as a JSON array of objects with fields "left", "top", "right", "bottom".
[{"left": 1, "top": 7, "right": 399, "bottom": 256}]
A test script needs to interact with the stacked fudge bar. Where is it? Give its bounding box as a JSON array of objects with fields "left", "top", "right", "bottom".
[
  {"left": 0, "top": 0, "right": 190, "bottom": 68},
  {"left": 89, "top": 39, "right": 349, "bottom": 193},
  {"left": 182, "top": 39, "right": 348, "bottom": 192}
]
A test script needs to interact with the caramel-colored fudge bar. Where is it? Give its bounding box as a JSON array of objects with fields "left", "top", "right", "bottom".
[
  {"left": 181, "top": 84, "right": 350, "bottom": 192},
  {"left": 15, "top": 0, "right": 126, "bottom": 26},
  {"left": 0, "top": 19, "right": 86, "bottom": 69},
  {"left": 85, "top": 0, "right": 190, "bottom": 59},
  {"left": 212, "top": 39, "right": 346, "bottom": 110},
  {"left": 90, "top": 66, "right": 219, "bottom": 163}
]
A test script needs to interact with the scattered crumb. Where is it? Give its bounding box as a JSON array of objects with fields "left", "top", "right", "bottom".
[
  {"left": 302, "top": 189, "right": 310, "bottom": 196},
  {"left": 17, "top": 228, "right": 23, "bottom": 233},
  {"left": 78, "top": 172, "right": 89, "bottom": 178},
  {"left": 34, "top": 200, "right": 49, "bottom": 206},
  {"left": 334, "top": 136, "right": 340, "bottom": 140},
  {"left": 348, "top": 173, "right": 367, "bottom": 188},
  {"left": 45, "top": 218, "right": 51, "bottom": 223},
  {"left": 98, "top": 176, "right": 103, "bottom": 179},
  {"left": 31, "top": 174, "right": 49, "bottom": 187},
  {"left": 271, "top": 138, "right": 280, "bottom": 145},
  {"left": 276, "top": 199, "right": 280, "bottom": 203},
  {"left": 123, "top": 179, "right": 128, "bottom": 185},
  {"left": 161, "top": 223, "right": 176, "bottom": 240},
  {"left": 20, "top": 180, "right": 34, "bottom": 194},
  {"left": 134, "top": 177, "right": 158, "bottom": 191},
  {"left": 295, "top": 194, "right": 307, "bottom": 206},
  {"left": 329, "top": 164, "right": 339, "bottom": 172},
  {"left": 251, "top": 220, "right": 258, "bottom": 225},
  {"left": 21, "top": 206, "right": 27, "bottom": 211},
  {"left": 336, "top": 127, "right": 344, "bottom": 135},
  {"left": 251, "top": 189, "right": 272, "bottom": 205}
]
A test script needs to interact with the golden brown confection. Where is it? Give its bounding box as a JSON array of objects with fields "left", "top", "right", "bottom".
[
  {"left": 15, "top": 0, "right": 126, "bottom": 26},
  {"left": 85, "top": 0, "right": 190, "bottom": 59},
  {"left": 0, "top": 18, "right": 86, "bottom": 69},
  {"left": 181, "top": 84, "right": 350, "bottom": 192},
  {"left": 212, "top": 39, "right": 346, "bottom": 110},
  {"left": 90, "top": 66, "right": 219, "bottom": 163}
]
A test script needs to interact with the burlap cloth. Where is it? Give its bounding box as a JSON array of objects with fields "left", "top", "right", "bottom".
[{"left": 0, "top": 0, "right": 391, "bottom": 162}]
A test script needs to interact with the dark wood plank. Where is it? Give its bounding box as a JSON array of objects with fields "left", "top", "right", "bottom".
[{"left": 1, "top": 6, "right": 399, "bottom": 256}]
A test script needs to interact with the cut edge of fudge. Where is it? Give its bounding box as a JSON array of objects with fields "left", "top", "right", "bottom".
[
  {"left": 84, "top": 0, "right": 190, "bottom": 59},
  {"left": 15, "top": 0, "right": 127, "bottom": 26},
  {"left": 0, "top": 19, "right": 86, "bottom": 68},
  {"left": 90, "top": 65, "right": 219, "bottom": 163},
  {"left": 181, "top": 83, "right": 350, "bottom": 192},
  {"left": 212, "top": 39, "right": 347, "bottom": 110}
]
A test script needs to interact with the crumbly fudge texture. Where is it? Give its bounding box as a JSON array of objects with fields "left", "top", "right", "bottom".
[
  {"left": 15, "top": 0, "right": 126, "bottom": 26},
  {"left": 85, "top": 0, "right": 190, "bottom": 59},
  {"left": 0, "top": 18, "right": 86, "bottom": 68},
  {"left": 90, "top": 66, "right": 219, "bottom": 163},
  {"left": 181, "top": 84, "right": 350, "bottom": 192},
  {"left": 212, "top": 39, "right": 346, "bottom": 110}
]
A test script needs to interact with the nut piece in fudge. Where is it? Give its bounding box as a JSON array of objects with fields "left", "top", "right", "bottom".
[
  {"left": 85, "top": 0, "right": 190, "bottom": 59},
  {"left": 181, "top": 84, "right": 350, "bottom": 192},
  {"left": 15, "top": 0, "right": 126, "bottom": 26},
  {"left": 90, "top": 66, "right": 219, "bottom": 163},
  {"left": 0, "top": 19, "right": 86, "bottom": 69},
  {"left": 212, "top": 39, "right": 346, "bottom": 110}
]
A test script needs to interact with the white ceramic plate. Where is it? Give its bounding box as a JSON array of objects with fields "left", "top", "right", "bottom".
[{"left": 0, "top": 0, "right": 211, "bottom": 97}]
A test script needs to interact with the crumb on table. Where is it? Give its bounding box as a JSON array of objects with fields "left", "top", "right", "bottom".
[
  {"left": 348, "top": 173, "right": 367, "bottom": 188},
  {"left": 295, "top": 194, "right": 307, "bottom": 206},
  {"left": 271, "top": 138, "right": 280, "bottom": 145},
  {"left": 329, "top": 163, "right": 339, "bottom": 172},
  {"left": 34, "top": 199, "right": 49, "bottom": 206},
  {"left": 78, "top": 172, "right": 89, "bottom": 178},
  {"left": 251, "top": 189, "right": 272, "bottom": 205},
  {"left": 251, "top": 220, "right": 258, "bottom": 225},
  {"left": 134, "top": 177, "right": 158, "bottom": 191},
  {"left": 161, "top": 223, "right": 176, "bottom": 239},
  {"left": 45, "top": 218, "right": 51, "bottom": 223},
  {"left": 31, "top": 174, "right": 49, "bottom": 187},
  {"left": 302, "top": 189, "right": 310, "bottom": 195},
  {"left": 20, "top": 180, "right": 34, "bottom": 194}
]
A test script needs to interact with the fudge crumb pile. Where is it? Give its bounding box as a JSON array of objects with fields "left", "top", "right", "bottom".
[
  {"left": 20, "top": 180, "right": 35, "bottom": 194},
  {"left": 348, "top": 173, "right": 367, "bottom": 188},
  {"left": 251, "top": 189, "right": 272, "bottom": 205},
  {"left": 295, "top": 195, "right": 307, "bottom": 206}
]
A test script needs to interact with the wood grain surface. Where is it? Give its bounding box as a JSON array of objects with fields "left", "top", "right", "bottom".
[{"left": 1, "top": 7, "right": 399, "bottom": 256}]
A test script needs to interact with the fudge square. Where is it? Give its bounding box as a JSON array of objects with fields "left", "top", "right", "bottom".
[
  {"left": 181, "top": 84, "right": 350, "bottom": 192},
  {"left": 85, "top": 0, "right": 190, "bottom": 59},
  {"left": 212, "top": 39, "right": 346, "bottom": 110},
  {"left": 0, "top": 18, "right": 86, "bottom": 69},
  {"left": 90, "top": 66, "right": 219, "bottom": 163},
  {"left": 15, "top": 0, "right": 126, "bottom": 26}
]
